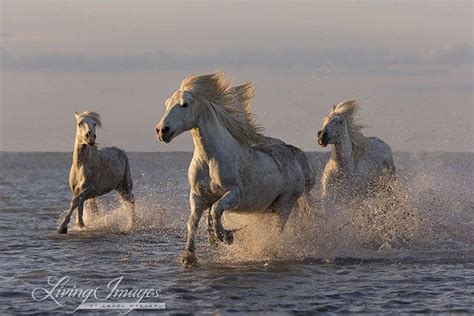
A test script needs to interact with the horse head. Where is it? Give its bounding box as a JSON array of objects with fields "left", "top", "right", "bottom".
[
  {"left": 74, "top": 111, "right": 102, "bottom": 146},
  {"left": 156, "top": 90, "right": 197, "bottom": 143},
  {"left": 317, "top": 113, "right": 347, "bottom": 147}
]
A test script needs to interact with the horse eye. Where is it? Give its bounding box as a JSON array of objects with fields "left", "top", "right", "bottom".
[{"left": 181, "top": 102, "right": 189, "bottom": 108}]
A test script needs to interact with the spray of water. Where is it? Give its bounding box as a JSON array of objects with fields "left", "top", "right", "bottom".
[
  {"left": 60, "top": 190, "right": 167, "bottom": 234},
  {"left": 59, "top": 153, "right": 473, "bottom": 264},
  {"left": 210, "top": 155, "right": 473, "bottom": 263}
]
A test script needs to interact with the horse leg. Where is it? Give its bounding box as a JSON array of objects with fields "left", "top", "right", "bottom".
[
  {"left": 211, "top": 188, "right": 241, "bottom": 245},
  {"left": 58, "top": 190, "right": 93, "bottom": 234},
  {"left": 278, "top": 196, "right": 298, "bottom": 233},
  {"left": 58, "top": 198, "right": 78, "bottom": 234},
  {"left": 182, "top": 193, "right": 208, "bottom": 267},
  {"left": 76, "top": 202, "right": 85, "bottom": 228},
  {"left": 116, "top": 177, "right": 137, "bottom": 229},
  {"left": 207, "top": 210, "right": 218, "bottom": 247}
]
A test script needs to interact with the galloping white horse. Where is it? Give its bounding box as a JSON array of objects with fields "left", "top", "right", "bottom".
[
  {"left": 317, "top": 100, "right": 396, "bottom": 204},
  {"left": 58, "top": 111, "right": 135, "bottom": 234},
  {"left": 156, "top": 73, "right": 316, "bottom": 266}
]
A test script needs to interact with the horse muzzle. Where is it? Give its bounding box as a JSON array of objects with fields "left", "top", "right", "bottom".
[
  {"left": 317, "top": 130, "right": 328, "bottom": 147},
  {"left": 87, "top": 135, "right": 96, "bottom": 146},
  {"left": 156, "top": 125, "right": 173, "bottom": 143}
]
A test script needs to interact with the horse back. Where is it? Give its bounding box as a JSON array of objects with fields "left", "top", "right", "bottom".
[
  {"left": 255, "top": 142, "right": 314, "bottom": 191},
  {"left": 99, "top": 146, "right": 129, "bottom": 175},
  {"left": 364, "top": 137, "right": 395, "bottom": 170}
]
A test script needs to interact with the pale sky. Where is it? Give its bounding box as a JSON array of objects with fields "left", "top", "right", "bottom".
[{"left": 1, "top": 1, "right": 473, "bottom": 152}]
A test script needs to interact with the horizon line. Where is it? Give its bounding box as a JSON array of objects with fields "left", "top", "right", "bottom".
[{"left": 1, "top": 150, "right": 473, "bottom": 154}]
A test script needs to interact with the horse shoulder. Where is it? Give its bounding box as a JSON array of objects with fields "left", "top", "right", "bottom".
[{"left": 207, "top": 157, "right": 243, "bottom": 193}]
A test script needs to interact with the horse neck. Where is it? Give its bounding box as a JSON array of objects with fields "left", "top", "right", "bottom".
[
  {"left": 191, "top": 109, "right": 245, "bottom": 162},
  {"left": 72, "top": 137, "right": 98, "bottom": 167},
  {"left": 331, "top": 128, "right": 354, "bottom": 172}
]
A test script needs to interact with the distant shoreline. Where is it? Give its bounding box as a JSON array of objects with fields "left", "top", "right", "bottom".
[{"left": 1, "top": 151, "right": 473, "bottom": 154}]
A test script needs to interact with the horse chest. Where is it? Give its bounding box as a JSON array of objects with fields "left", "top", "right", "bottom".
[
  {"left": 69, "top": 165, "right": 97, "bottom": 192},
  {"left": 202, "top": 165, "right": 228, "bottom": 196},
  {"left": 189, "top": 160, "right": 223, "bottom": 198}
]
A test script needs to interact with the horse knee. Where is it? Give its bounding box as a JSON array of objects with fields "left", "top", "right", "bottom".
[{"left": 187, "top": 213, "right": 200, "bottom": 231}]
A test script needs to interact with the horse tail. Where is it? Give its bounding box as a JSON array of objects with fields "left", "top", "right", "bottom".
[{"left": 294, "top": 191, "right": 316, "bottom": 221}]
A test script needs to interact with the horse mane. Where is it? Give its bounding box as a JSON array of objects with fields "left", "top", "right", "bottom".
[
  {"left": 76, "top": 111, "right": 102, "bottom": 128},
  {"left": 180, "top": 73, "right": 265, "bottom": 146},
  {"left": 330, "top": 100, "right": 368, "bottom": 159}
]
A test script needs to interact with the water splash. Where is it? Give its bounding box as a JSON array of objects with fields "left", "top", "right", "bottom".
[
  {"left": 55, "top": 152, "right": 473, "bottom": 264},
  {"left": 59, "top": 191, "right": 167, "bottom": 234},
  {"left": 210, "top": 153, "right": 473, "bottom": 264}
]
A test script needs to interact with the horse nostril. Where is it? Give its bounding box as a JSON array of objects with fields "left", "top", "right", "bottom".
[
  {"left": 317, "top": 130, "right": 322, "bottom": 137},
  {"left": 156, "top": 125, "right": 170, "bottom": 136},
  {"left": 321, "top": 131, "right": 329, "bottom": 142}
]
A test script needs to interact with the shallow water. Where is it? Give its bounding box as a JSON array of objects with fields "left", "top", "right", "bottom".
[{"left": 1, "top": 152, "right": 473, "bottom": 314}]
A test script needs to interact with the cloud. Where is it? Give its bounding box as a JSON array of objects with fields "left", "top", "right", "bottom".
[{"left": 1, "top": 44, "right": 472, "bottom": 74}]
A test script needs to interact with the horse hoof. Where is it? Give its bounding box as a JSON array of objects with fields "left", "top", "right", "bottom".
[
  {"left": 57, "top": 226, "right": 68, "bottom": 234},
  {"left": 223, "top": 230, "right": 234, "bottom": 245},
  {"left": 215, "top": 225, "right": 231, "bottom": 244},
  {"left": 215, "top": 230, "right": 224, "bottom": 243},
  {"left": 180, "top": 251, "right": 199, "bottom": 268}
]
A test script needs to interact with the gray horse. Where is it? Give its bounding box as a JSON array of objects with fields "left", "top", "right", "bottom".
[
  {"left": 317, "top": 100, "right": 396, "bottom": 204},
  {"left": 58, "top": 111, "right": 135, "bottom": 234},
  {"left": 156, "top": 73, "right": 315, "bottom": 266}
]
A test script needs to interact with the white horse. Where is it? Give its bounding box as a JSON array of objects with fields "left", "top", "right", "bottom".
[
  {"left": 58, "top": 111, "right": 135, "bottom": 234},
  {"left": 156, "top": 73, "right": 316, "bottom": 266},
  {"left": 317, "top": 100, "right": 396, "bottom": 204}
]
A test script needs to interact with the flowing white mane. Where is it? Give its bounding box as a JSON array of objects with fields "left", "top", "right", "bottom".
[
  {"left": 330, "top": 100, "right": 367, "bottom": 159},
  {"left": 180, "top": 73, "right": 264, "bottom": 146},
  {"left": 76, "top": 111, "right": 102, "bottom": 128}
]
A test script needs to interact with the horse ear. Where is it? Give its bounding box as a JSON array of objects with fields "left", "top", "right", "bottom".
[
  {"left": 331, "top": 105, "right": 337, "bottom": 112},
  {"left": 182, "top": 91, "right": 193, "bottom": 103},
  {"left": 74, "top": 111, "right": 79, "bottom": 119}
]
